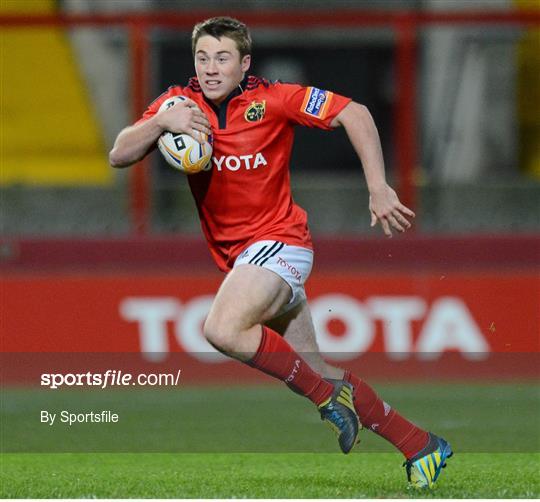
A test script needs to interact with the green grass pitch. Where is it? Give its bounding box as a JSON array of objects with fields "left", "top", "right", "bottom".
[
  {"left": 1, "top": 382, "right": 539, "bottom": 498},
  {"left": 1, "top": 452, "right": 539, "bottom": 498}
]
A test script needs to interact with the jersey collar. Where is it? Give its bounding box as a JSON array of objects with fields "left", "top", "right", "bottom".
[
  {"left": 203, "top": 75, "right": 249, "bottom": 129},
  {"left": 203, "top": 75, "right": 249, "bottom": 108}
]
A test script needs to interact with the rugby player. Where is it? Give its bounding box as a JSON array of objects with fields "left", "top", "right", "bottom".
[{"left": 110, "top": 16, "right": 452, "bottom": 488}]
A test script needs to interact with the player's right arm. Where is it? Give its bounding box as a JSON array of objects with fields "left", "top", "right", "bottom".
[{"left": 109, "top": 98, "right": 211, "bottom": 168}]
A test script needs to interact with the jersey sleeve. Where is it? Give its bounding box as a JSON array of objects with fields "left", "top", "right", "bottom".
[
  {"left": 134, "top": 85, "right": 184, "bottom": 126},
  {"left": 277, "top": 82, "right": 352, "bottom": 130}
]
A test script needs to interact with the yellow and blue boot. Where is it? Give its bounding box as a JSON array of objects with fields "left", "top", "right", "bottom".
[
  {"left": 318, "top": 382, "right": 361, "bottom": 454},
  {"left": 404, "top": 432, "right": 453, "bottom": 488}
]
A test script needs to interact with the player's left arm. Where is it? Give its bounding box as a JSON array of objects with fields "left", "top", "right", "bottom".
[{"left": 331, "top": 101, "right": 415, "bottom": 237}]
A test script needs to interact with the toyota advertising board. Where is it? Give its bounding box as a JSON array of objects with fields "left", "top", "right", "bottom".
[{"left": 2, "top": 265, "right": 538, "bottom": 383}]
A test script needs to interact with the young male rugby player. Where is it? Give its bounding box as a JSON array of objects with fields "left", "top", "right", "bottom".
[{"left": 110, "top": 16, "right": 452, "bottom": 488}]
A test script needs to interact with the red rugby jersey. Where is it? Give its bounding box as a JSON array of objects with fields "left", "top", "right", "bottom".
[{"left": 138, "top": 76, "right": 351, "bottom": 271}]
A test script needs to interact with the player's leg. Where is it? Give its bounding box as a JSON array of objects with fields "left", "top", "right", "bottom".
[
  {"left": 332, "top": 371, "right": 454, "bottom": 488},
  {"left": 204, "top": 262, "right": 291, "bottom": 358},
  {"left": 265, "top": 299, "right": 362, "bottom": 450},
  {"left": 266, "top": 299, "right": 343, "bottom": 379},
  {"left": 270, "top": 301, "right": 429, "bottom": 458},
  {"left": 203, "top": 242, "right": 360, "bottom": 453},
  {"left": 269, "top": 296, "right": 452, "bottom": 487}
]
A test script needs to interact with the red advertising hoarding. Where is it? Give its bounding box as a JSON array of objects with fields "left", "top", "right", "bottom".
[{"left": 2, "top": 270, "right": 538, "bottom": 382}]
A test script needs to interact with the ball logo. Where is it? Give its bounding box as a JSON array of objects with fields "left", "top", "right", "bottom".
[
  {"left": 157, "top": 95, "right": 213, "bottom": 174},
  {"left": 244, "top": 100, "right": 266, "bottom": 122},
  {"left": 160, "top": 136, "right": 212, "bottom": 174}
]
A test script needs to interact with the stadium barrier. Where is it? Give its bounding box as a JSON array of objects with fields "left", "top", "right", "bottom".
[{"left": 2, "top": 235, "right": 538, "bottom": 383}]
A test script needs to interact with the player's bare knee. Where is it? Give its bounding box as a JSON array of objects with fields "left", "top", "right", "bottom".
[
  {"left": 203, "top": 316, "right": 237, "bottom": 353},
  {"left": 202, "top": 316, "right": 223, "bottom": 346}
]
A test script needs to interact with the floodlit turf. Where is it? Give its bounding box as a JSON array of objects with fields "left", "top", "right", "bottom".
[
  {"left": 1, "top": 383, "right": 539, "bottom": 497},
  {"left": 1, "top": 452, "right": 539, "bottom": 498},
  {"left": 2, "top": 383, "right": 539, "bottom": 453}
]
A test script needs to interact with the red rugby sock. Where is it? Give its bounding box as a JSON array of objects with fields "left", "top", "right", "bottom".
[
  {"left": 249, "top": 326, "right": 333, "bottom": 406},
  {"left": 344, "top": 371, "right": 429, "bottom": 459}
]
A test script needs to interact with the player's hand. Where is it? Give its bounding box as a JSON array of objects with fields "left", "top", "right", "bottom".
[
  {"left": 369, "top": 184, "right": 415, "bottom": 237},
  {"left": 157, "top": 98, "right": 212, "bottom": 142}
]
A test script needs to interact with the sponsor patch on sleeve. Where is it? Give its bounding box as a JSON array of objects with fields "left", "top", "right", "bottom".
[{"left": 301, "top": 87, "right": 334, "bottom": 119}]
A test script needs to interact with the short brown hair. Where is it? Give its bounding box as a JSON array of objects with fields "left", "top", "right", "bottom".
[{"left": 192, "top": 16, "right": 252, "bottom": 58}]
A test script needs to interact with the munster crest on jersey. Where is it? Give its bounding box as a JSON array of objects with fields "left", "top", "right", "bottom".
[{"left": 244, "top": 100, "right": 266, "bottom": 122}]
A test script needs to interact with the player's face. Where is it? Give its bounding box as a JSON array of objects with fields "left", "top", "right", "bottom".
[{"left": 194, "top": 35, "right": 251, "bottom": 105}]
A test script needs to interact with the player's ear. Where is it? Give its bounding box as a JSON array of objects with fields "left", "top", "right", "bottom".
[{"left": 241, "top": 54, "right": 251, "bottom": 73}]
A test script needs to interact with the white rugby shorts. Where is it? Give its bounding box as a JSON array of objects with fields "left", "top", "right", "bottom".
[{"left": 233, "top": 240, "right": 314, "bottom": 314}]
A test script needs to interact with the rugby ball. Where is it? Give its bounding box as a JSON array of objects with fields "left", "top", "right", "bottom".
[{"left": 157, "top": 96, "right": 213, "bottom": 174}]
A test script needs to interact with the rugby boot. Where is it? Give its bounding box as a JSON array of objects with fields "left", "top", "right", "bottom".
[
  {"left": 318, "top": 381, "right": 361, "bottom": 454},
  {"left": 404, "top": 432, "right": 453, "bottom": 489}
]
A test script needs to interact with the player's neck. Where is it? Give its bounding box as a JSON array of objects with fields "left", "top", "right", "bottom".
[{"left": 203, "top": 75, "right": 249, "bottom": 109}]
